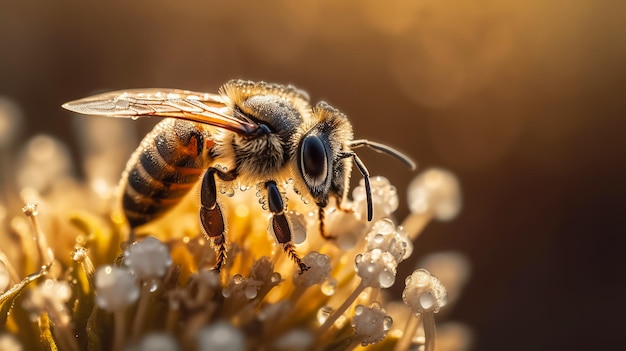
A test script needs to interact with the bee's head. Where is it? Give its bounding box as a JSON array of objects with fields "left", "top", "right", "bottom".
[
  {"left": 297, "top": 102, "right": 354, "bottom": 208},
  {"left": 298, "top": 102, "right": 416, "bottom": 221}
]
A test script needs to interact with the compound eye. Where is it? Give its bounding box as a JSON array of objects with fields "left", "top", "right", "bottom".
[{"left": 301, "top": 134, "right": 328, "bottom": 185}]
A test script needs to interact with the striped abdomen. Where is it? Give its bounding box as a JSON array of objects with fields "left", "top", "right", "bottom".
[{"left": 121, "top": 119, "right": 214, "bottom": 227}]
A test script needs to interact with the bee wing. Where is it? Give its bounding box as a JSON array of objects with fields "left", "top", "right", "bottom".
[{"left": 62, "top": 88, "right": 260, "bottom": 135}]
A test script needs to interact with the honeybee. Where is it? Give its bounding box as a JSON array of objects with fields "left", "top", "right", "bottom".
[{"left": 63, "top": 80, "right": 415, "bottom": 272}]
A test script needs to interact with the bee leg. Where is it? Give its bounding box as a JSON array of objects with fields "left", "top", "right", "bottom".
[
  {"left": 344, "top": 152, "right": 373, "bottom": 221},
  {"left": 265, "top": 181, "right": 310, "bottom": 273},
  {"left": 318, "top": 207, "right": 336, "bottom": 240},
  {"left": 200, "top": 168, "right": 227, "bottom": 271}
]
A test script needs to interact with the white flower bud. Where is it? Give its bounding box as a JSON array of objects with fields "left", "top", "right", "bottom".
[
  {"left": 408, "top": 168, "right": 461, "bottom": 221},
  {"left": 293, "top": 251, "right": 331, "bottom": 288},
  {"left": 0, "top": 333, "right": 22, "bottom": 351},
  {"left": 95, "top": 266, "right": 139, "bottom": 312},
  {"left": 366, "top": 218, "right": 411, "bottom": 263},
  {"left": 197, "top": 321, "right": 245, "bottom": 351},
  {"left": 138, "top": 333, "right": 179, "bottom": 351},
  {"left": 352, "top": 303, "right": 393, "bottom": 345},
  {"left": 124, "top": 236, "right": 172, "bottom": 281},
  {"left": 353, "top": 176, "right": 399, "bottom": 220},
  {"left": 355, "top": 249, "right": 398, "bottom": 288},
  {"left": 402, "top": 269, "right": 447, "bottom": 315},
  {"left": 23, "top": 279, "right": 72, "bottom": 323}
]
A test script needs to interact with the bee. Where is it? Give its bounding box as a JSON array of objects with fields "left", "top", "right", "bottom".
[{"left": 63, "top": 80, "right": 415, "bottom": 272}]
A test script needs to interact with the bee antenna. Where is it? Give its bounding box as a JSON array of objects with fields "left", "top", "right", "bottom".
[
  {"left": 343, "top": 151, "right": 373, "bottom": 221},
  {"left": 348, "top": 139, "right": 416, "bottom": 170}
]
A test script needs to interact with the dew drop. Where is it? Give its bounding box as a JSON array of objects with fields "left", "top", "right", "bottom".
[
  {"left": 373, "top": 218, "right": 395, "bottom": 234},
  {"left": 131, "top": 116, "right": 139, "bottom": 121},
  {"left": 378, "top": 270, "right": 396, "bottom": 288},
  {"left": 317, "top": 306, "right": 333, "bottom": 324},
  {"left": 320, "top": 278, "right": 337, "bottom": 296},
  {"left": 419, "top": 291, "right": 436, "bottom": 311},
  {"left": 383, "top": 316, "right": 393, "bottom": 331},
  {"left": 244, "top": 285, "right": 258, "bottom": 299},
  {"left": 271, "top": 272, "right": 282, "bottom": 283},
  {"left": 233, "top": 274, "right": 244, "bottom": 284},
  {"left": 369, "top": 301, "right": 382, "bottom": 309},
  {"left": 148, "top": 280, "right": 159, "bottom": 293},
  {"left": 222, "top": 288, "right": 232, "bottom": 298},
  {"left": 355, "top": 254, "right": 363, "bottom": 264},
  {"left": 225, "top": 186, "right": 235, "bottom": 197}
]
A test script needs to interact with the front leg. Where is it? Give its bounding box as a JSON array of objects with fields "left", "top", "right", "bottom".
[
  {"left": 318, "top": 207, "right": 333, "bottom": 239},
  {"left": 265, "top": 181, "right": 309, "bottom": 273},
  {"left": 199, "top": 168, "right": 235, "bottom": 272}
]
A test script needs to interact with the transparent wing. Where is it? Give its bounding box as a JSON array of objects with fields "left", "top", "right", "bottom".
[{"left": 62, "top": 88, "right": 259, "bottom": 135}]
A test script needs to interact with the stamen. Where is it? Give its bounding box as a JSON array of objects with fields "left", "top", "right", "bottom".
[
  {"left": 403, "top": 168, "right": 462, "bottom": 240},
  {"left": 22, "top": 203, "right": 54, "bottom": 267},
  {"left": 197, "top": 321, "right": 245, "bottom": 351},
  {"left": 95, "top": 265, "right": 140, "bottom": 351},
  {"left": 352, "top": 303, "right": 393, "bottom": 346},
  {"left": 401, "top": 269, "right": 448, "bottom": 351}
]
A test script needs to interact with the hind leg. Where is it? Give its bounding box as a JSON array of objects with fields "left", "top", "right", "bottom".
[{"left": 199, "top": 168, "right": 234, "bottom": 271}]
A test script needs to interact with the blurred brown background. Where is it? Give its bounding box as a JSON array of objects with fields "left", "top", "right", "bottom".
[{"left": 1, "top": 1, "right": 625, "bottom": 349}]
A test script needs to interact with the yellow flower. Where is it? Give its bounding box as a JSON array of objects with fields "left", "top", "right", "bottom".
[{"left": 0, "top": 110, "right": 467, "bottom": 350}]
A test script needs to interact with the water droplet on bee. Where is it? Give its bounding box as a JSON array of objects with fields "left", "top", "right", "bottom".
[{"left": 225, "top": 187, "right": 235, "bottom": 197}]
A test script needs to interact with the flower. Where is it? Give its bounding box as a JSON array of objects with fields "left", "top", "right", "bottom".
[{"left": 0, "top": 103, "right": 469, "bottom": 350}]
